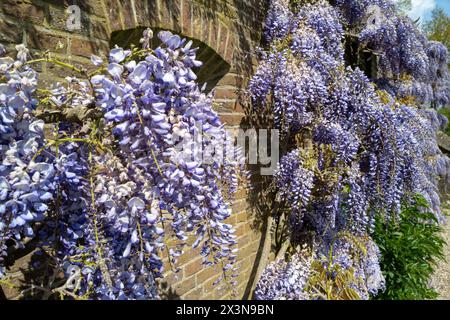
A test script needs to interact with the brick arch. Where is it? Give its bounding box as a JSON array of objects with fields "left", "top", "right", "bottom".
[
  {"left": 98, "top": 0, "right": 264, "bottom": 121},
  {"left": 102, "top": 0, "right": 236, "bottom": 66}
]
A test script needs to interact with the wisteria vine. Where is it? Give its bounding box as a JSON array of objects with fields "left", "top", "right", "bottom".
[
  {"left": 0, "top": 29, "right": 244, "bottom": 299},
  {"left": 251, "top": 0, "right": 450, "bottom": 300}
]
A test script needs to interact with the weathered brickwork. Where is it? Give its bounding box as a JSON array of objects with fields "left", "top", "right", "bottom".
[{"left": 0, "top": 0, "right": 268, "bottom": 300}]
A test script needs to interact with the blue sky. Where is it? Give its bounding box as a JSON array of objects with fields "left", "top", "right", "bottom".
[{"left": 407, "top": 0, "right": 450, "bottom": 23}]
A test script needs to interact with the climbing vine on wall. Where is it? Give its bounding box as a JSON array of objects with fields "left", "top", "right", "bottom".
[
  {"left": 0, "top": 0, "right": 449, "bottom": 301},
  {"left": 250, "top": 0, "right": 449, "bottom": 300},
  {"left": 0, "top": 30, "right": 245, "bottom": 299}
]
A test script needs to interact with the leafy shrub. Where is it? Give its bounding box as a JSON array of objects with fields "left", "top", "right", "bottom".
[
  {"left": 373, "top": 195, "right": 446, "bottom": 300},
  {"left": 438, "top": 107, "right": 450, "bottom": 136}
]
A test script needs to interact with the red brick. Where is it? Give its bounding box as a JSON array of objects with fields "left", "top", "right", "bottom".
[
  {"left": 235, "top": 223, "right": 247, "bottom": 237},
  {"left": 103, "top": 0, "right": 123, "bottom": 31},
  {"left": 225, "top": 33, "right": 236, "bottom": 63},
  {"left": 45, "top": 62, "right": 87, "bottom": 80},
  {"left": 237, "top": 242, "right": 258, "bottom": 261},
  {"left": 70, "top": 38, "right": 108, "bottom": 58},
  {"left": 224, "top": 214, "right": 237, "bottom": 225},
  {"left": 172, "top": 276, "right": 196, "bottom": 296},
  {"left": 237, "top": 234, "right": 252, "bottom": 247},
  {"left": 217, "top": 24, "right": 229, "bottom": 58},
  {"left": 88, "top": 19, "right": 109, "bottom": 40},
  {"left": 203, "top": 292, "right": 216, "bottom": 300},
  {"left": 121, "top": 1, "right": 135, "bottom": 28},
  {"left": 162, "top": 257, "right": 173, "bottom": 273},
  {"left": 27, "top": 29, "right": 67, "bottom": 54},
  {"left": 191, "top": 4, "right": 203, "bottom": 40},
  {"left": 0, "top": 0, "right": 47, "bottom": 25},
  {"left": 238, "top": 255, "right": 254, "bottom": 271},
  {"left": 81, "top": 1, "right": 106, "bottom": 18},
  {"left": 236, "top": 211, "right": 248, "bottom": 224},
  {"left": 215, "top": 87, "right": 238, "bottom": 100},
  {"left": 181, "top": 0, "right": 191, "bottom": 36},
  {"left": 134, "top": 0, "right": 150, "bottom": 26},
  {"left": 201, "top": 15, "right": 211, "bottom": 45},
  {"left": 231, "top": 199, "right": 248, "bottom": 213},
  {"left": 209, "top": 15, "right": 219, "bottom": 50},
  {"left": 214, "top": 99, "right": 244, "bottom": 112},
  {"left": 235, "top": 187, "right": 249, "bottom": 200},
  {"left": 218, "top": 73, "right": 242, "bottom": 87},
  {"left": 159, "top": 0, "right": 173, "bottom": 30},
  {"left": 182, "top": 285, "right": 203, "bottom": 299},
  {"left": 203, "top": 274, "right": 221, "bottom": 293},
  {"left": 161, "top": 270, "right": 183, "bottom": 286},
  {"left": 184, "top": 258, "right": 203, "bottom": 277},
  {"left": 219, "top": 113, "right": 244, "bottom": 126},
  {"left": 177, "top": 246, "right": 202, "bottom": 265},
  {"left": 41, "top": 0, "right": 105, "bottom": 17},
  {"left": 214, "top": 99, "right": 234, "bottom": 110},
  {"left": 196, "top": 265, "right": 221, "bottom": 284},
  {"left": 250, "top": 231, "right": 261, "bottom": 242},
  {"left": 0, "top": 19, "right": 23, "bottom": 44},
  {"left": 172, "top": 0, "right": 182, "bottom": 33}
]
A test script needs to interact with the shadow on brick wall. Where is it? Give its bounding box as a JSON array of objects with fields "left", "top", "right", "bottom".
[{"left": 233, "top": 0, "right": 272, "bottom": 300}]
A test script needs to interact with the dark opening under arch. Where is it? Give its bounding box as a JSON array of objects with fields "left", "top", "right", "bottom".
[{"left": 344, "top": 33, "right": 379, "bottom": 79}]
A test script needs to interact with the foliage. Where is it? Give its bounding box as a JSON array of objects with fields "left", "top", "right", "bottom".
[
  {"left": 424, "top": 8, "right": 450, "bottom": 51},
  {"left": 438, "top": 107, "right": 450, "bottom": 136},
  {"left": 373, "top": 195, "right": 446, "bottom": 300},
  {"left": 0, "top": 29, "right": 244, "bottom": 299},
  {"left": 251, "top": 0, "right": 450, "bottom": 300}
]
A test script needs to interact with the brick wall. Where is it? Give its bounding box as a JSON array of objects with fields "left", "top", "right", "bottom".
[{"left": 0, "top": 0, "right": 268, "bottom": 300}]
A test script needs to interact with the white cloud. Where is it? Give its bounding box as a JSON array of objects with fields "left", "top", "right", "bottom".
[{"left": 408, "top": 0, "right": 436, "bottom": 22}]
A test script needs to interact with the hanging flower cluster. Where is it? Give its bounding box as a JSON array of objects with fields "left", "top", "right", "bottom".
[
  {"left": 335, "top": 0, "right": 449, "bottom": 107},
  {"left": 255, "top": 247, "right": 313, "bottom": 300},
  {"left": 251, "top": 0, "right": 450, "bottom": 300},
  {"left": 255, "top": 236, "right": 385, "bottom": 300},
  {"left": 0, "top": 29, "right": 244, "bottom": 299},
  {"left": 0, "top": 45, "right": 57, "bottom": 278}
]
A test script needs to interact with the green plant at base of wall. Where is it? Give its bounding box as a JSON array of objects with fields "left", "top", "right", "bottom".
[
  {"left": 438, "top": 107, "right": 450, "bottom": 136},
  {"left": 373, "top": 195, "right": 446, "bottom": 300}
]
